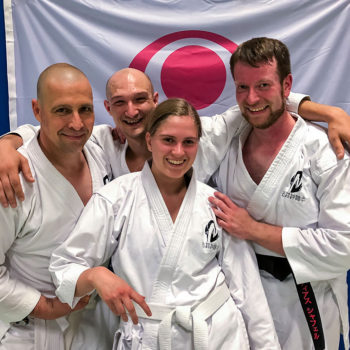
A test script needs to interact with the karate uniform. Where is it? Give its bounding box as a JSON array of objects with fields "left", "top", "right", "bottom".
[
  {"left": 50, "top": 162, "right": 280, "bottom": 350},
  {"left": 5, "top": 93, "right": 306, "bottom": 348},
  {"left": 0, "top": 135, "right": 115, "bottom": 350},
  {"left": 214, "top": 115, "right": 350, "bottom": 349}
]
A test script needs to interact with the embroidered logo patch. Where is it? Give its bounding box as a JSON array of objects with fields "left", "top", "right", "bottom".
[
  {"left": 281, "top": 171, "right": 306, "bottom": 202},
  {"left": 202, "top": 220, "right": 219, "bottom": 250},
  {"left": 103, "top": 174, "right": 110, "bottom": 185},
  {"left": 289, "top": 171, "right": 303, "bottom": 193}
]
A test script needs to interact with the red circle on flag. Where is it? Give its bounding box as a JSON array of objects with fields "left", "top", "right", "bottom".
[
  {"left": 161, "top": 45, "right": 226, "bottom": 110},
  {"left": 130, "top": 30, "right": 238, "bottom": 110}
]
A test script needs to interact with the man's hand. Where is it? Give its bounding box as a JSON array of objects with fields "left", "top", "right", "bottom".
[
  {"left": 112, "top": 126, "right": 126, "bottom": 144},
  {"left": 30, "top": 295, "right": 90, "bottom": 320},
  {"left": 79, "top": 266, "right": 151, "bottom": 324},
  {"left": 208, "top": 191, "right": 256, "bottom": 240},
  {"left": 209, "top": 191, "right": 284, "bottom": 255},
  {"left": 0, "top": 135, "right": 34, "bottom": 208},
  {"left": 298, "top": 100, "right": 350, "bottom": 159},
  {"left": 326, "top": 106, "right": 350, "bottom": 159}
]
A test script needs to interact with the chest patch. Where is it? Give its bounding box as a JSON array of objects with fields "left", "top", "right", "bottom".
[
  {"left": 202, "top": 220, "right": 219, "bottom": 250},
  {"left": 281, "top": 170, "right": 306, "bottom": 202}
]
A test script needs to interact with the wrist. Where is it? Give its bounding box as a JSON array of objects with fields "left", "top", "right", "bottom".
[
  {"left": 0, "top": 133, "right": 23, "bottom": 150},
  {"left": 77, "top": 266, "right": 106, "bottom": 296},
  {"left": 29, "top": 295, "right": 46, "bottom": 318}
]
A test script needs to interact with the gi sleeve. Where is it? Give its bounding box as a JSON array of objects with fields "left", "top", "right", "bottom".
[
  {"left": 2, "top": 124, "right": 39, "bottom": 144},
  {"left": 286, "top": 92, "right": 310, "bottom": 114},
  {"left": 0, "top": 182, "right": 41, "bottom": 323},
  {"left": 90, "top": 124, "right": 113, "bottom": 150},
  {"left": 283, "top": 150, "right": 350, "bottom": 284},
  {"left": 220, "top": 233, "right": 281, "bottom": 350},
  {"left": 50, "top": 193, "right": 120, "bottom": 308},
  {"left": 196, "top": 105, "right": 246, "bottom": 183}
]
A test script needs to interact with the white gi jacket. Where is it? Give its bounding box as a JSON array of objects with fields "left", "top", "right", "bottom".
[
  {"left": 50, "top": 162, "right": 280, "bottom": 350},
  {"left": 0, "top": 135, "right": 113, "bottom": 350},
  {"left": 214, "top": 115, "right": 350, "bottom": 350}
]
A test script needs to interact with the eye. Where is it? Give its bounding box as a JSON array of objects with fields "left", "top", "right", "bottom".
[
  {"left": 183, "top": 138, "right": 198, "bottom": 146},
  {"left": 135, "top": 97, "right": 147, "bottom": 103},
  {"left": 162, "top": 137, "right": 174, "bottom": 144},
  {"left": 80, "top": 105, "right": 94, "bottom": 113},
  {"left": 258, "top": 83, "right": 270, "bottom": 89},
  {"left": 112, "top": 100, "right": 125, "bottom": 107},
  {"left": 236, "top": 84, "right": 248, "bottom": 92},
  {"left": 54, "top": 107, "right": 71, "bottom": 115},
  {"left": 184, "top": 139, "right": 194, "bottom": 145}
]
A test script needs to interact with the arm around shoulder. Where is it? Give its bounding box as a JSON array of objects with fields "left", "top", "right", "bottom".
[
  {"left": 297, "top": 100, "right": 350, "bottom": 159},
  {"left": 0, "top": 134, "right": 34, "bottom": 208}
]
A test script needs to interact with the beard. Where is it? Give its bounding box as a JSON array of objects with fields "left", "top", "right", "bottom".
[{"left": 242, "top": 92, "right": 286, "bottom": 130}]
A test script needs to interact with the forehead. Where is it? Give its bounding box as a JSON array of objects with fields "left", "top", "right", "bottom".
[
  {"left": 156, "top": 115, "right": 198, "bottom": 136},
  {"left": 109, "top": 72, "right": 152, "bottom": 99},
  {"left": 233, "top": 59, "right": 279, "bottom": 83},
  {"left": 42, "top": 77, "right": 93, "bottom": 107}
]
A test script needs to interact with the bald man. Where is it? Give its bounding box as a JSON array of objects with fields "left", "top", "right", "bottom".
[{"left": 0, "top": 64, "right": 149, "bottom": 350}]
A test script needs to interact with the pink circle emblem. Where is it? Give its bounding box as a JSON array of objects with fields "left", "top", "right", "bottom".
[{"left": 130, "top": 30, "right": 237, "bottom": 110}]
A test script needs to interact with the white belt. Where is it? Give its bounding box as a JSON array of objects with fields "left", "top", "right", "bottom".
[
  {"left": 134, "top": 283, "right": 231, "bottom": 350},
  {"left": 0, "top": 321, "right": 10, "bottom": 341}
]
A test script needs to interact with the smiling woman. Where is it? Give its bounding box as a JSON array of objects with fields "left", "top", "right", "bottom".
[
  {"left": 145, "top": 99, "right": 201, "bottom": 221},
  {"left": 50, "top": 97, "right": 281, "bottom": 350}
]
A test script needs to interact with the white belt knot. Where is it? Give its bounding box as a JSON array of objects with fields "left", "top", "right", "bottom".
[
  {"left": 174, "top": 305, "right": 192, "bottom": 331},
  {"left": 159, "top": 305, "right": 207, "bottom": 350},
  {"left": 134, "top": 283, "right": 231, "bottom": 350}
]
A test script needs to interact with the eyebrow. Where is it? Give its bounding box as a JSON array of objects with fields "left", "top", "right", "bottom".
[
  {"left": 158, "top": 134, "right": 198, "bottom": 140},
  {"left": 110, "top": 91, "right": 149, "bottom": 101}
]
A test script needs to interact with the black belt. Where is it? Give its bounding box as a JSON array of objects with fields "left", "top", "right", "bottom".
[
  {"left": 11, "top": 316, "right": 29, "bottom": 326},
  {"left": 256, "top": 254, "right": 325, "bottom": 350}
]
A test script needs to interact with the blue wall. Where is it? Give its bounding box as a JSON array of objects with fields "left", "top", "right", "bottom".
[{"left": 0, "top": 6, "right": 9, "bottom": 134}]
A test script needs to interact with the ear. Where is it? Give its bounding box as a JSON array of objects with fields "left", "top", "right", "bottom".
[
  {"left": 32, "top": 99, "right": 41, "bottom": 123},
  {"left": 283, "top": 74, "right": 292, "bottom": 98},
  {"left": 104, "top": 99, "right": 111, "bottom": 114},
  {"left": 153, "top": 92, "right": 159, "bottom": 106},
  {"left": 145, "top": 132, "right": 152, "bottom": 152}
]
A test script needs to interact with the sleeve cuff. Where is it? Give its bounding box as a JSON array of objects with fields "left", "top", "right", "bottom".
[
  {"left": 282, "top": 226, "right": 310, "bottom": 284},
  {"left": 55, "top": 264, "right": 91, "bottom": 308},
  {"left": 0, "top": 286, "right": 41, "bottom": 323},
  {"left": 287, "top": 92, "right": 311, "bottom": 114}
]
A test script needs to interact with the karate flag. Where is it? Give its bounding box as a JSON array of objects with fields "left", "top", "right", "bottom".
[{"left": 4, "top": 0, "right": 350, "bottom": 130}]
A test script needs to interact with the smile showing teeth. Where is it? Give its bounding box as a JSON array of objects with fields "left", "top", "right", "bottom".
[
  {"left": 167, "top": 159, "right": 185, "bottom": 165},
  {"left": 124, "top": 118, "right": 142, "bottom": 125},
  {"left": 248, "top": 106, "right": 266, "bottom": 112}
]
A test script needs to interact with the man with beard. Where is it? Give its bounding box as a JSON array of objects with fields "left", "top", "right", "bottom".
[{"left": 210, "top": 37, "right": 350, "bottom": 350}]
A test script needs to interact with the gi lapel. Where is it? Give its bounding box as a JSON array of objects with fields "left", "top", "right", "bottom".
[
  {"left": 28, "top": 137, "right": 85, "bottom": 216},
  {"left": 141, "top": 162, "right": 197, "bottom": 303},
  {"left": 245, "top": 117, "right": 307, "bottom": 221}
]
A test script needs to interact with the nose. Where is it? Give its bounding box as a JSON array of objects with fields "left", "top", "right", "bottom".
[
  {"left": 69, "top": 111, "right": 84, "bottom": 130},
  {"left": 246, "top": 88, "right": 259, "bottom": 105},
  {"left": 172, "top": 142, "right": 185, "bottom": 156},
  {"left": 125, "top": 101, "right": 138, "bottom": 118}
]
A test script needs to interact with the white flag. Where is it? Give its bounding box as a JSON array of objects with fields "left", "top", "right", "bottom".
[{"left": 4, "top": 0, "right": 350, "bottom": 129}]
